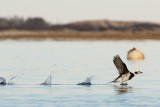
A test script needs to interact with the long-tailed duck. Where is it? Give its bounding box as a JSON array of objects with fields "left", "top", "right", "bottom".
[{"left": 109, "top": 55, "right": 142, "bottom": 85}]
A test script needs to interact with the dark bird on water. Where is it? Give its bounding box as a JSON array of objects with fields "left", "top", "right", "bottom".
[{"left": 109, "top": 55, "right": 142, "bottom": 85}]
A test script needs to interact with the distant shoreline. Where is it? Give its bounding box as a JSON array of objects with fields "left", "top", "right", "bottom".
[{"left": 0, "top": 30, "right": 160, "bottom": 40}]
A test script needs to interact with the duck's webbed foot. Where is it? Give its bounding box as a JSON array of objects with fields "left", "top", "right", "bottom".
[{"left": 120, "top": 82, "right": 128, "bottom": 85}]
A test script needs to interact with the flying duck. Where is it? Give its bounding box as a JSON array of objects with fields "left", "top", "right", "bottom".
[{"left": 109, "top": 55, "right": 142, "bottom": 85}]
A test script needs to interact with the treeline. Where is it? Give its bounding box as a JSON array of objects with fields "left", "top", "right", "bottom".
[
  {"left": 0, "top": 16, "right": 160, "bottom": 32},
  {"left": 0, "top": 17, "right": 50, "bottom": 30}
]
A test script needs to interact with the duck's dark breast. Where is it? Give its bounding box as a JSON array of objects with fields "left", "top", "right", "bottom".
[{"left": 129, "top": 72, "right": 134, "bottom": 80}]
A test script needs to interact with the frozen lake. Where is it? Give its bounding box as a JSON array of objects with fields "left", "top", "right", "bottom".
[{"left": 0, "top": 40, "right": 159, "bottom": 107}]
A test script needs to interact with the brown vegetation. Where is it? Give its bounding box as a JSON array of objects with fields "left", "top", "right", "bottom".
[
  {"left": 0, "top": 17, "right": 160, "bottom": 40},
  {"left": 0, "top": 30, "right": 160, "bottom": 40}
]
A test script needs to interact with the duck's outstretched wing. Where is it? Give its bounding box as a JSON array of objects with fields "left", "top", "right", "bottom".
[{"left": 113, "top": 55, "right": 129, "bottom": 74}]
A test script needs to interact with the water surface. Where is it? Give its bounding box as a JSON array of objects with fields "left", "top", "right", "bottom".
[{"left": 0, "top": 40, "right": 159, "bottom": 107}]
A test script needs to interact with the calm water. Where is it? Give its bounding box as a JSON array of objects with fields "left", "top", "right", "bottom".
[{"left": 0, "top": 40, "right": 160, "bottom": 107}]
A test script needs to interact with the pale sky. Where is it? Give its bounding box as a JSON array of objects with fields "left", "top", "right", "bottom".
[{"left": 0, "top": 0, "right": 160, "bottom": 24}]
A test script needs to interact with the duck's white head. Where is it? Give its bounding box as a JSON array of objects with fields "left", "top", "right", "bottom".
[{"left": 134, "top": 70, "right": 143, "bottom": 75}]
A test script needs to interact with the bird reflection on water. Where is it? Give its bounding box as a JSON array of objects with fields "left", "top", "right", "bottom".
[{"left": 113, "top": 85, "right": 134, "bottom": 94}]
